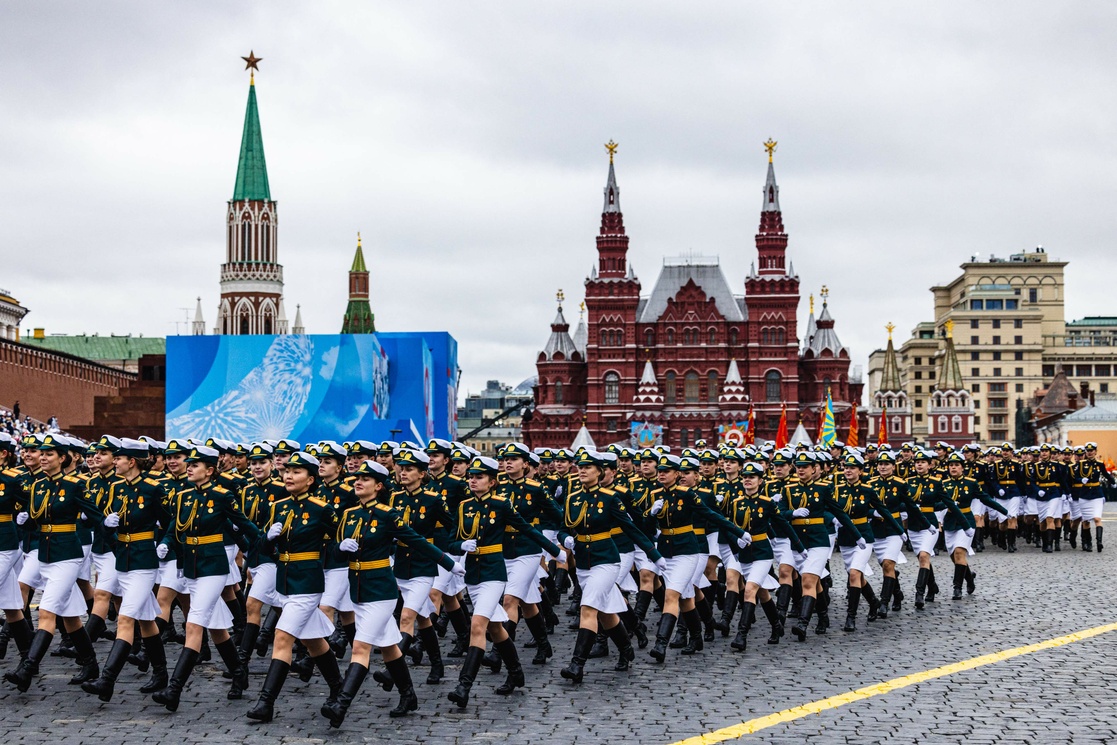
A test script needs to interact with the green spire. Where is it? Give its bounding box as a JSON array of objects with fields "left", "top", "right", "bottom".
[
  {"left": 351, "top": 234, "right": 367, "bottom": 272},
  {"left": 232, "top": 77, "right": 271, "bottom": 201}
]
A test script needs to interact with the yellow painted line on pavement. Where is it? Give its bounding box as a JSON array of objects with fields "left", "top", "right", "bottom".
[{"left": 669, "top": 621, "right": 1117, "bottom": 745}]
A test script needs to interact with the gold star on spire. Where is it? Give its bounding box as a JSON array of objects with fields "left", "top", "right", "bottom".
[
  {"left": 764, "top": 138, "right": 778, "bottom": 163},
  {"left": 605, "top": 140, "right": 618, "bottom": 164},
  {"left": 886, "top": 322, "right": 895, "bottom": 341},
  {"left": 357, "top": 231, "right": 362, "bottom": 248}
]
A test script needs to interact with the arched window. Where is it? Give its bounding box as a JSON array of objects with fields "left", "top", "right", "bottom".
[
  {"left": 707, "top": 372, "right": 719, "bottom": 403},
  {"left": 694, "top": 429, "right": 703, "bottom": 444},
  {"left": 239, "top": 314, "right": 250, "bottom": 335},
  {"left": 644, "top": 329, "right": 655, "bottom": 347},
  {"left": 729, "top": 327, "right": 739, "bottom": 346},
  {"left": 776, "top": 328, "right": 786, "bottom": 345},
  {"left": 708, "top": 328, "right": 717, "bottom": 345},
  {"left": 938, "top": 415, "right": 948, "bottom": 434},
  {"left": 891, "top": 416, "right": 901, "bottom": 434},
  {"left": 554, "top": 381, "right": 564, "bottom": 404},
  {"left": 666, "top": 328, "right": 675, "bottom": 345},
  {"left": 684, "top": 371, "right": 700, "bottom": 403},
  {"left": 951, "top": 415, "right": 962, "bottom": 433},
  {"left": 263, "top": 316, "right": 273, "bottom": 335},
  {"left": 599, "top": 329, "right": 606, "bottom": 347},
  {"left": 761, "top": 328, "right": 769, "bottom": 345},
  {"left": 665, "top": 372, "right": 677, "bottom": 405},
  {"left": 765, "top": 370, "right": 782, "bottom": 402},
  {"left": 604, "top": 372, "right": 620, "bottom": 405},
  {"left": 680, "top": 428, "right": 689, "bottom": 447}
]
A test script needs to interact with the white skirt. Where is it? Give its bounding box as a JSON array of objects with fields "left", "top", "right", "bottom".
[
  {"left": 1069, "top": 498, "right": 1082, "bottom": 521},
  {"left": 716, "top": 543, "right": 742, "bottom": 574},
  {"left": 322, "top": 567, "right": 355, "bottom": 612},
  {"left": 39, "top": 558, "right": 88, "bottom": 617},
  {"left": 616, "top": 551, "right": 638, "bottom": 592},
  {"left": 1038, "top": 499, "right": 1063, "bottom": 521},
  {"left": 504, "top": 554, "right": 542, "bottom": 604},
  {"left": 771, "top": 537, "right": 796, "bottom": 569},
  {"left": 909, "top": 529, "right": 938, "bottom": 557},
  {"left": 432, "top": 554, "right": 466, "bottom": 596},
  {"left": 945, "top": 529, "right": 975, "bottom": 556},
  {"left": 79, "top": 544, "right": 92, "bottom": 583},
  {"left": 353, "top": 599, "right": 403, "bottom": 648},
  {"left": 997, "top": 497, "right": 1022, "bottom": 520},
  {"left": 633, "top": 546, "right": 660, "bottom": 575},
  {"left": 740, "top": 559, "right": 779, "bottom": 590},
  {"left": 157, "top": 558, "right": 187, "bottom": 594},
  {"left": 397, "top": 576, "right": 436, "bottom": 617},
  {"left": 662, "top": 554, "right": 699, "bottom": 598},
  {"left": 1080, "top": 497, "right": 1105, "bottom": 521},
  {"left": 467, "top": 581, "right": 509, "bottom": 623},
  {"left": 576, "top": 563, "right": 627, "bottom": 614},
  {"left": 224, "top": 545, "right": 241, "bottom": 586},
  {"left": 706, "top": 532, "right": 720, "bottom": 555},
  {"left": 1024, "top": 498, "right": 1039, "bottom": 516},
  {"left": 276, "top": 592, "right": 335, "bottom": 639},
  {"left": 969, "top": 498, "right": 987, "bottom": 518},
  {"left": 797, "top": 546, "right": 831, "bottom": 579},
  {"left": 118, "top": 568, "right": 160, "bottom": 621},
  {"left": 839, "top": 544, "right": 874, "bottom": 577},
  {"left": 0, "top": 549, "right": 24, "bottom": 610},
  {"left": 185, "top": 574, "right": 233, "bottom": 629},
  {"left": 18, "top": 549, "right": 44, "bottom": 591},
  {"left": 92, "top": 552, "right": 122, "bottom": 596},
  {"left": 872, "top": 535, "right": 907, "bottom": 565},
  {"left": 247, "top": 562, "right": 283, "bottom": 607}
]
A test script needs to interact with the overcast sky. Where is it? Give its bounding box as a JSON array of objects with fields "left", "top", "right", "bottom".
[{"left": 3, "top": 3, "right": 1115, "bottom": 401}]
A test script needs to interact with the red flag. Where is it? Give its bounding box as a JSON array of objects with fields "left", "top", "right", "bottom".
[
  {"left": 877, "top": 405, "right": 888, "bottom": 445},
  {"left": 847, "top": 409, "right": 859, "bottom": 447},
  {"left": 774, "top": 404, "right": 789, "bottom": 448},
  {"left": 745, "top": 408, "right": 756, "bottom": 445}
]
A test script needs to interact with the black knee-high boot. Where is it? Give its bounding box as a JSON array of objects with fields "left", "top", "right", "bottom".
[
  {"left": 448, "top": 646, "right": 484, "bottom": 707},
  {"left": 386, "top": 655, "right": 417, "bottom": 717},
  {"left": 1097, "top": 525, "right": 1104, "bottom": 552},
  {"left": 419, "top": 624, "right": 444, "bottom": 683},
  {"left": 861, "top": 582, "right": 880, "bottom": 620},
  {"left": 716, "top": 590, "right": 740, "bottom": 636},
  {"left": 732, "top": 600, "right": 755, "bottom": 652},
  {"left": 68, "top": 626, "right": 99, "bottom": 685},
  {"left": 215, "top": 637, "right": 248, "bottom": 700},
  {"left": 256, "top": 608, "right": 280, "bottom": 657},
  {"left": 843, "top": 586, "right": 860, "bottom": 632},
  {"left": 561, "top": 627, "right": 595, "bottom": 683},
  {"left": 8, "top": 617, "right": 32, "bottom": 659},
  {"left": 680, "top": 608, "right": 703, "bottom": 655},
  {"left": 246, "top": 658, "right": 289, "bottom": 722},
  {"left": 632, "top": 590, "right": 652, "bottom": 648},
  {"left": 152, "top": 647, "right": 199, "bottom": 712},
  {"left": 4, "top": 628, "right": 51, "bottom": 692},
  {"left": 925, "top": 566, "right": 938, "bottom": 602},
  {"left": 524, "top": 613, "right": 551, "bottom": 665},
  {"left": 775, "top": 584, "right": 792, "bottom": 626},
  {"left": 321, "top": 662, "right": 367, "bottom": 728},
  {"left": 494, "top": 638, "right": 524, "bottom": 695},
  {"left": 649, "top": 613, "right": 676, "bottom": 663},
  {"left": 85, "top": 614, "right": 107, "bottom": 644},
  {"left": 877, "top": 577, "right": 893, "bottom": 619},
  {"left": 81, "top": 638, "right": 131, "bottom": 701},
  {"left": 447, "top": 606, "right": 470, "bottom": 657},
  {"left": 140, "top": 633, "right": 169, "bottom": 694},
  {"left": 814, "top": 585, "right": 830, "bottom": 634},
  {"left": 952, "top": 563, "right": 967, "bottom": 600},
  {"left": 914, "top": 567, "right": 929, "bottom": 610},
  {"left": 696, "top": 594, "right": 716, "bottom": 642},
  {"left": 791, "top": 596, "right": 815, "bottom": 641},
  {"left": 606, "top": 621, "right": 635, "bottom": 671}
]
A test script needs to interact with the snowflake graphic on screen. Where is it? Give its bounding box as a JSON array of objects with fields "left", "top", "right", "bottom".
[{"left": 168, "top": 335, "right": 314, "bottom": 441}]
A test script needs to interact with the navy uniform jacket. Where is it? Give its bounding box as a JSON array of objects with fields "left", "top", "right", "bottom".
[{"left": 558, "top": 484, "right": 660, "bottom": 569}]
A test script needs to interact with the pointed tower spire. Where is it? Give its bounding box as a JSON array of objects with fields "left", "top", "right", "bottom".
[
  {"left": 880, "top": 323, "right": 903, "bottom": 392},
  {"left": 719, "top": 359, "right": 748, "bottom": 407},
  {"left": 634, "top": 357, "right": 663, "bottom": 407},
  {"left": 935, "top": 320, "right": 965, "bottom": 392},
  {"left": 292, "top": 304, "right": 305, "bottom": 335},
  {"left": 232, "top": 74, "right": 270, "bottom": 201},
  {"left": 596, "top": 140, "right": 630, "bottom": 279},
  {"left": 192, "top": 297, "right": 206, "bottom": 336},
  {"left": 572, "top": 301, "right": 587, "bottom": 356},
  {"left": 756, "top": 138, "right": 788, "bottom": 275},
  {"left": 276, "top": 298, "right": 289, "bottom": 334},
  {"left": 542, "top": 290, "right": 578, "bottom": 360},
  {"left": 342, "top": 232, "right": 376, "bottom": 334}
]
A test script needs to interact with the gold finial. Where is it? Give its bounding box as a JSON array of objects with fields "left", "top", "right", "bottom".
[
  {"left": 820, "top": 285, "right": 829, "bottom": 302},
  {"left": 944, "top": 319, "right": 954, "bottom": 338},
  {"left": 605, "top": 140, "right": 618, "bottom": 164},
  {"left": 809, "top": 294, "right": 815, "bottom": 315},
  {"left": 357, "top": 231, "right": 362, "bottom": 248},
  {"left": 886, "top": 322, "right": 895, "bottom": 341},
  {"left": 556, "top": 289, "right": 565, "bottom": 305},
  {"left": 579, "top": 300, "right": 585, "bottom": 317},
  {"left": 764, "top": 138, "right": 778, "bottom": 163}
]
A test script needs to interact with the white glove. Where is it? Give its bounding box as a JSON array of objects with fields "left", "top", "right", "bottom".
[
  {"left": 103, "top": 513, "right": 120, "bottom": 528},
  {"left": 461, "top": 539, "right": 478, "bottom": 554},
  {"left": 855, "top": 538, "right": 867, "bottom": 550},
  {"left": 15, "top": 512, "right": 27, "bottom": 526},
  {"left": 737, "top": 534, "right": 753, "bottom": 549},
  {"left": 267, "top": 522, "right": 283, "bottom": 541},
  {"left": 156, "top": 543, "right": 169, "bottom": 559},
  {"left": 547, "top": 546, "right": 562, "bottom": 560},
  {"left": 451, "top": 562, "right": 466, "bottom": 577},
  {"left": 964, "top": 528, "right": 975, "bottom": 538},
  {"left": 563, "top": 536, "right": 575, "bottom": 550},
  {"left": 231, "top": 523, "right": 240, "bottom": 532},
  {"left": 715, "top": 494, "right": 724, "bottom": 504},
  {"left": 928, "top": 524, "right": 939, "bottom": 535},
  {"left": 650, "top": 499, "right": 665, "bottom": 515},
  {"left": 792, "top": 507, "right": 810, "bottom": 518},
  {"left": 871, "top": 509, "right": 881, "bottom": 518},
  {"left": 338, "top": 538, "right": 359, "bottom": 553},
  {"left": 997, "top": 488, "right": 1005, "bottom": 497},
  {"left": 1082, "top": 478, "right": 1089, "bottom": 485},
  {"left": 654, "top": 557, "right": 667, "bottom": 573}
]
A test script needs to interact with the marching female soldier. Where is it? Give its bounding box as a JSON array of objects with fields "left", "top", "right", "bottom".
[
  {"left": 236, "top": 443, "right": 288, "bottom": 663},
  {"left": 0, "top": 435, "right": 34, "bottom": 665},
  {"left": 871, "top": 451, "right": 926, "bottom": 617},
  {"left": 940, "top": 452, "right": 1007, "bottom": 599},
  {"left": 246, "top": 452, "right": 342, "bottom": 723},
  {"left": 558, "top": 451, "right": 663, "bottom": 682},
  {"left": 312, "top": 442, "right": 357, "bottom": 662},
  {"left": 446, "top": 456, "right": 561, "bottom": 709},
  {"left": 152, "top": 445, "right": 261, "bottom": 711},
  {"left": 5, "top": 434, "right": 102, "bottom": 691},
  {"left": 321, "top": 460, "right": 464, "bottom": 726},
  {"left": 81, "top": 438, "right": 170, "bottom": 701}
]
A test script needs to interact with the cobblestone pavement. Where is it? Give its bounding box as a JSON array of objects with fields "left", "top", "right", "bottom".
[{"left": 3, "top": 508, "right": 1117, "bottom": 745}]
